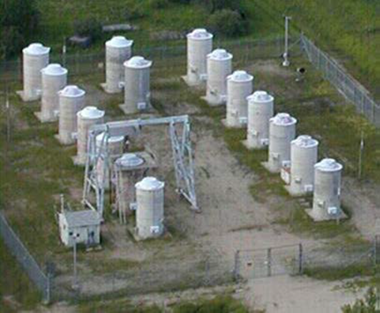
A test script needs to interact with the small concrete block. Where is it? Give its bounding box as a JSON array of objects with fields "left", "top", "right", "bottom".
[
  {"left": 71, "top": 155, "right": 86, "bottom": 167},
  {"left": 261, "top": 161, "right": 280, "bottom": 174},
  {"left": 54, "top": 134, "right": 75, "bottom": 146},
  {"left": 100, "top": 83, "right": 122, "bottom": 94},
  {"left": 201, "top": 95, "right": 225, "bottom": 107},
  {"left": 181, "top": 75, "right": 205, "bottom": 87},
  {"left": 16, "top": 90, "right": 40, "bottom": 102},
  {"left": 34, "top": 111, "right": 58, "bottom": 123},
  {"left": 305, "top": 208, "right": 348, "bottom": 222},
  {"left": 284, "top": 185, "right": 307, "bottom": 198}
]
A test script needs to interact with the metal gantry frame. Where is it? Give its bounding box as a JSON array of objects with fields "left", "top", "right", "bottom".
[{"left": 82, "top": 115, "right": 199, "bottom": 218}]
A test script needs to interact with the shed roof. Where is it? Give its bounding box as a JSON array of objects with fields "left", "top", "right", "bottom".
[{"left": 62, "top": 210, "right": 101, "bottom": 228}]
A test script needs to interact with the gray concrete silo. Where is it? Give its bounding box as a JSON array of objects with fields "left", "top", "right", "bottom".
[
  {"left": 103, "top": 36, "right": 133, "bottom": 94},
  {"left": 184, "top": 28, "right": 213, "bottom": 86}
]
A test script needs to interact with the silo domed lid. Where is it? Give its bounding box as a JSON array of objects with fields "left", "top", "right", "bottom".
[
  {"left": 208, "top": 49, "right": 232, "bottom": 61},
  {"left": 187, "top": 28, "right": 213, "bottom": 40},
  {"left": 247, "top": 91, "right": 274, "bottom": 103},
  {"left": 124, "top": 56, "right": 152, "bottom": 69},
  {"left": 106, "top": 36, "right": 133, "bottom": 48},
  {"left": 77, "top": 106, "right": 105, "bottom": 119},
  {"left": 96, "top": 132, "right": 124, "bottom": 145},
  {"left": 59, "top": 85, "right": 86, "bottom": 98},
  {"left": 135, "top": 176, "right": 164, "bottom": 191},
  {"left": 23, "top": 43, "right": 50, "bottom": 55},
  {"left": 116, "top": 153, "right": 144, "bottom": 168},
  {"left": 270, "top": 113, "right": 297, "bottom": 126},
  {"left": 228, "top": 70, "right": 253, "bottom": 83},
  {"left": 292, "top": 135, "right": 319, "bottom": 148},
  {"left": 41, "top": 63, "right": 68, "bottom": 76},
  {"left": 315, "top": 158, "right": 343, "bottom": 172}
]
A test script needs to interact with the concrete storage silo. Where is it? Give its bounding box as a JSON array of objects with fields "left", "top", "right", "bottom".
[
  {"left": 56, "top": 85, "right": 86, "bottom": 145},
  {"left": 19, "top": 43, "right": 50, "bottom": 101},
  {"left": 264, "top": 113, "right": 297, "bottom": 173},
  {"left": 287, "top": 135, "right": 319, "bottom": 196},
  {"left": 75, "top": 107, "right": 105, "bottom": 165},
  {"left": 36, "top": 64, "right": 68, "bottom": 122},
  {"left": 184, "top": 28, "right": 213, "bottom": 86},
  {"left": 244, "top": 91, "right": 274, "bottom": 149},
  {"left": 224, "top": 71, "right": 253, "bottom": 128},
  {"left": 96, "top": 132, "right": 125, "bottom": 190},
  {"left": 120, "top": 56, "right": 152, "bottom": 114},
  {"left": 204, "top": 49, "right": 233, "bottom": 106},
  {"left": 310, "top": 158, "right": 343, "bottom": 221},
  {"left": 135, "top": 177, "right": 165, "bottom": 239},
  {"left": 103, "top": 36, "right": 133, "bottom": 94}
]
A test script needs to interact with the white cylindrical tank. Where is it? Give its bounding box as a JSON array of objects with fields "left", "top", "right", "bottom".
[
  {"left": 76, "top": 107, "right": 105, "bottom": 164},
  {"left": 267, "top": 113, "right": 297, "bottom": 172},
  {"left": 22, "top": 43, "right": 50, "bottom": 101},
  {"left": 312, "top": 159, "right": 343, "bottom": 220},
  {"left": 40, "top": 64, "right": 68, "bottom": 122},
  {"left": 289, "top": 135, "right": 319, "bottom": 196},
  {"left": 205, "top": 49, "right": 233, "bottom": 105},
  {"left": 246, "top": 91, "right": 274, "bottom": 149},
  {"left": 226, "top": 70, "right": 253, "bottom": 127},
  {"left": 135, "top": 177, "right": 165, "bottom": 239},
  {"left": 96, "top": 133, "right": 124, "bottom": 189},
  {"left": 123, "top": 56, "right": 152, "bottom": 114},
  {"left": 57, "top": 85, "right": 86, "bottom": 145},
  {"left": 186, "top": 28, "right": 213, "bottom": 86},
  {"left": 105, "top": 36, "right": 133, "bottom": 93}
]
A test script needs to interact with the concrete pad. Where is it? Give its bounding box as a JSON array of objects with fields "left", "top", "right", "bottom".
[
  {"left": 100, "top": 83, "right": 122, "bottom": 94},
  {"left": 221, "top": 118, "right": 245, "bottom": 129},
  {"left": 72, "top": 155, "right": 86, "bottom": 167},
  {"left": 181, "top": 75, "right": 205, "bottom": 87},
  {"left": 54, "top": 134, "right": 75, "bottom": 146},
  {"left": 201, "top": 95, "right": 225, "bottom": 107},
  {"left": 261, "top": 161, "right": 280, "bottom": 174},
  {"left": 284, "top": 185, "right": 309, "bottom": 197},
  {"left": 306, "top": 208, "right": 348, "bottom": 222},
  {"left": 16, "top": 90, "right": 40, "bottom": 102},
  {"left": 34, "top": 111, "right": 58, "bottom": 123}
]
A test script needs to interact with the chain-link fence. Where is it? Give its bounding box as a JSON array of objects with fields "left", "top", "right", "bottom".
[
  {"left": 0, "top": 211, "right": 52, "bottom": 303},
  {"left": 301, "top": 34, "right": 380, "bottom": 127}
]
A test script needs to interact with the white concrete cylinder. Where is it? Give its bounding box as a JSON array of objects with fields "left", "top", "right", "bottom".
[
  {"left": 76, "top": 107, "right": 105, "bottom": 164},
  {"left": 135, "top": 177, "right": 165, "bottom": 239},
  {"left": 105, "top": 36, "right": 133, "bottom": 93},
  {"left": 312, "top": 159, "right": 343, "bottom": 220},
  {"left": 40, "top": 64, "right": 68, "bottom": 121},
  {"left": 57, "top": 85, "right": 86, "bottom": 145},
  {"left": 96, "top": 133, "right": 124, "bottom": 189},
  {"left": 123, "top": 56, "right": 152, "bottom": 114},
  {"left": 186, "top": 29, "right": 213, "bottom": 86},
  {"left": 205, "top": 49, "right": 233, "bottom": 105},
  {"left": 289, "top": 135, "right": 319, "bottom": 196},
  {"left": 22, "top": 43, "right": 50, "bottom": 101},
  {"left": 226, "top": 71, "right": 253, "bottom": 128},
  {"left": 267, "top": 113, "right": 297, "bottom": 172},
  {"left": 246, "top": 91, "right": 274, "bottom": 149}
]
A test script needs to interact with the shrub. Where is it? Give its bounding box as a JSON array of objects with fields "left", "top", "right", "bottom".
[
  {"left": 209, "top": 9, "right": 249, "bottom": 37},
  {"left": 73, "top": 18, "right": 102, "bottom": 40}
]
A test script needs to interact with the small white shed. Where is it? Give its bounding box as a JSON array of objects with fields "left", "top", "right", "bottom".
[{"left": 59, "top": 210, "right": 101, "bottom": 247}]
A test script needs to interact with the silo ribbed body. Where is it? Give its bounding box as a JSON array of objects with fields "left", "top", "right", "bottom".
[
  {"left": 186, "top": 29, "right": 213, "bottom": 85},
  {"left": 312, "top": 159, "right": 343, "bottom": 220},
  {"left": 40, "top": 64, "right": 67, "bottom": 121},
  {"left": 76, "top": 107, "right": 105, "bottom": 164},
  {"left": 289, "top": 135, "right": 319, "bottom": 196},
  {"left": 58, "top": 86, "right": 86, "bottom": 145},
  {"left": 96, "top": 133, "right": 124, "bottom": 190},
  {"left": 135, "top": 177, "right": 165, "bottom": 239},
  {"left": 267, "top": 113, "right": 297, "bottom": 172},
  {"left": 205, "top": 49, "right": 233, "bottom": 105},
  {"left": 123, "top": 56, "right": 152, "bottom": 113},
  {"left": 246, "top": 91, "right": 274, "bottom": 149},
  {"left": 105, "top": 36, "right": 133, "bottom": 93},
  {"left": 22, "top": 43, "right": 50, "bottom": 101},
  {"left": 226, "top": 71, "right": 253, "bottom": 127}
]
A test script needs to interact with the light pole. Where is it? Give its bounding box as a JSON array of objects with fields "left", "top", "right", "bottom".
[{"left": 283, "top": 16, "right": 292, "bottom": 67}]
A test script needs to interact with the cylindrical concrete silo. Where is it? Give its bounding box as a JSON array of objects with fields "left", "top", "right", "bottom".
[
  {"left": 266, "top": 113, "right": 297, "bottom": 173},
  {"left": 185, "top": 28, "right": 213, "bottom": 86},
  {"left": 135, "top": 177, "right": 165, "bottom": 239},
  {"left": 288, "top": 135, "right": 319, "bottom": 196},
  {"left": 22, "top": 43, "right": 50, "bottom": 101},
  {"left": 225, "top": 71, "right": 253, "bottom": 128},
  {"left": 311, "top": 158, "right": 343, "bottom": 221},
  {"left": 205, "top": 49, "right": 233, "bottom": 105},
  {"left": 57, "top": 85, "right": 86, "bottom": 145},
  {"left": 96, "top": 133, "right": 124, "bottom": 190},
  {"left": 246, "top": 91, "right": 274, "bottom": 149},
  {"left": 75, "top": 107, "right": 105, "bottom": 165},
  {"left": 121, "top": 56, "right": 152, "bottom": 114},
  {"left": 104, "top": 36, "right": 133, "bottom": 94},
  {"left": 38, "top": 64, "right": 68, "bottom": 122}
]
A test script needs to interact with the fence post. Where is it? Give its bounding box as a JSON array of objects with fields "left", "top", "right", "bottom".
[
  {"left": 298, "top": 243, "right": 303, "bottom": 274},
  {"left": 267, "top": 248, "right": 272, "bottom": 277},
  {"left": 233, "top": 250, "right": 240, "bottom": 281}
]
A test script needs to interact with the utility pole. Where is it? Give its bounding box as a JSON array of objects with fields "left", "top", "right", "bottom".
[{"left": 283, "top": 16, "right": 292, "bottom": 67}]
